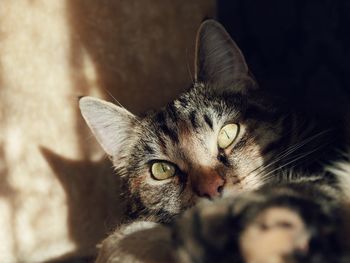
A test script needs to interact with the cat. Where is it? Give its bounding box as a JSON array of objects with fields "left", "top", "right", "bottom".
[
  {"left": 79, "top": 20, "right": 350, "bottom": 262},
  {"left": 79, "top": 20, "right": 346, "bottom": 223}
]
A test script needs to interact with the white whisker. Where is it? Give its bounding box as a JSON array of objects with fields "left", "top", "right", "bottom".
[
  {"left": 103, "top": 87, "right": 156, "bottom": 136},
  {"left": 246, "top": 129, "right": 333, "bottom": 180},
  {"left": 260, "top": 144, "right": 328, "bottom": 182}
]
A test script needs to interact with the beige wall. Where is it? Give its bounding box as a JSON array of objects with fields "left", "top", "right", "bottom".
[{"left": 0, "top": 0, "right": 215, "bottom": 261}]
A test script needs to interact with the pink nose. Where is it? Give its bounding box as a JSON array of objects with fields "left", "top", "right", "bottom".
[{"left": 191, "top": 168, "right": 225, "bottom": 199}]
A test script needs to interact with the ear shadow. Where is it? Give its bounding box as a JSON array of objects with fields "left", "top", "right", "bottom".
[{"left": 40, "top": 147, "right": 126, "bottom": 260}]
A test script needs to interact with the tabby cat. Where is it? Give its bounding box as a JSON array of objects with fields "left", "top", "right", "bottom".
[{"left": 80, "top": 20, "right": 350, "bottom": 262}]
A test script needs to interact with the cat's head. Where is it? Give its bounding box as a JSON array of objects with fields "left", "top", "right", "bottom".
[{"left": 79, "top": 20, "right": 286, "bottom": 222}]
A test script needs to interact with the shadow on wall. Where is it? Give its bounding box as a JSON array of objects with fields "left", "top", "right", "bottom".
[
  {"left": 66, "top": 0, "right": 214, "bottom": 114},
  {"left": 217, "top": 0, "right": 350, "bottom": 115},
  {"left": 40, "top": 147, "right": 123, "bottom": 262}
]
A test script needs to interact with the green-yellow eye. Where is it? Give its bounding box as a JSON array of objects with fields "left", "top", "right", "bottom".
[
  {"left": 151, "top": 162, "right": 176, "bottom": 180},
  {"left": 218, "top": 123, "right": 239, "bottom": 149}
]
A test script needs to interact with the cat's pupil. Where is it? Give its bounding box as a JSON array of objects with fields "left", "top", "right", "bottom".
[
  {"left": 223, "top": 130, "right": 230, "bottom": 139},
  {"left": 161, "top": 163, "right": 167, "bottom": 172}
]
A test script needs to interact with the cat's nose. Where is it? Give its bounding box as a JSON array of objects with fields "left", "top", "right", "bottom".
[{"left": 191, "top": 168, "right": 225, "bottom": 199}]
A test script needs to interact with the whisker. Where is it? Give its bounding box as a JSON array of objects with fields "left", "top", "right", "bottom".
[
  {"left": 103, "top": 87, "right": 156, "bottom": 136},
  {"left": 185, "top": 48, "right": 194, "bottom": 85},
  {"left": 103, "top": 87, "right": 125, "bottom": 109},
  {"left": 245, "top": 129, "right": 333, "bottom": 179},
  {"left": 259, "top": 143, "right": 328, "bottom": 182},
  {"left": 241, "top": 128, "right": 333, "bottom": 189}
]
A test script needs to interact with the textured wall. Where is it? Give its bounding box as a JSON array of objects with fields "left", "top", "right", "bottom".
[{"left": 0, "top": 0, "right": 215, "bottom": 261}]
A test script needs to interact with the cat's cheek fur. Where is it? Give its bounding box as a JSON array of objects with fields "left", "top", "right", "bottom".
[
  {"left": 225, "top": 119, "right": 285, "bottom": 189},
  {"left": 127, "top": 168, "right": 200, "bottom": 218},
  {"left": 223, "top": 142, "right": 266, "bottom": 194},
  {"left": 133, "top": 177, "right": 183, "bottom": 215}
]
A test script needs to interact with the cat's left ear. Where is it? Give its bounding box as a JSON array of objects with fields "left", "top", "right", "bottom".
[
  {"left": 79, "top": 96, "right": 137, "bottom": 158},
  {"left": 195, "top": 20, "right": 256, "bottom": 91}
]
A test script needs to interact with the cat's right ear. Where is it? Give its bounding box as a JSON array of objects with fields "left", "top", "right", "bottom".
[
  {"left": 79, "top": 97, "right": 136, "bottom": 157},
  {"left": 195, "top": 20, "right": 256, "bottom": 91}
]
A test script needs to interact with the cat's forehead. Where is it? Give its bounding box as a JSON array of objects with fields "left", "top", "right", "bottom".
[
  {"left": 138, "top": 88, "right": 244, "bottom": 166},
  {"left": 144, "top": 113, "right": 219, "bottom": 168},
  {"left": 147, "top": 87, "right": 242, "bottom": 131},
  {"left": 173, "top": 85, "right": 245, "bottom": 114}
]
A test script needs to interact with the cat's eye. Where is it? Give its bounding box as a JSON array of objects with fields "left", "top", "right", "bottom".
[
  {"left": 151, "top": 162, "right": 176, "bottom": 180},
  {"left": 218, "top": 123, "right": 239, "bottom": 149}
]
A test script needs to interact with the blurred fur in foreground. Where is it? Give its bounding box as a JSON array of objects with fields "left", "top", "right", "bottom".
[{"left": 96, "top": 157, "right": 350, "bottom": 263}]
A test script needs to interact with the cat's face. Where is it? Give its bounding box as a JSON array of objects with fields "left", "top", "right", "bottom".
[{"left": 79, "top": 20, "right": 286, "bottom": 221}]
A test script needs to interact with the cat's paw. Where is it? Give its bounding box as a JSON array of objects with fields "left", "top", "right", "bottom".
[
  {"left": 172, "top": 184, "right": 345, "bottom": 263},
  {"left": 173, "top": 199, "right": 240, "bottom": 263},
  {"left": 96, "top": 221, "right": 176, "bottom": 263},
  {"left": 240, "top": 207, "right": 309, "bottom": 263}
]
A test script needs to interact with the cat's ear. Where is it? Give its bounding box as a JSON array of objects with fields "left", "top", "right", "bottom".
[
  {"left": 79, "top": 96, "right": 136, "bottom": 157},
  {"left": 195, "top": 20, "right": 255, "bottom": 91}
]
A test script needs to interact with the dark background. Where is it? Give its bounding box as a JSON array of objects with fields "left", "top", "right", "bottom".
[{"left": 217, "top": 0, "right": 350, "bottom": 114}]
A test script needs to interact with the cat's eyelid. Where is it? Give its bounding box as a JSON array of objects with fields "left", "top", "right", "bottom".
[
  {"left": 148, "top": 160, "right": 184, "bottom": 182},
  {"left": 224, "top": 124, "right": 246, "bottom": 152},
  {"left": 220, "top": 113, "right": 241, "bottom": 126},
  {"left": 148, "top": 159, "right": 181, "bottom": 173},
  {"left": 148, "top": 159, "right": 176, "bottom": 166}
]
